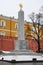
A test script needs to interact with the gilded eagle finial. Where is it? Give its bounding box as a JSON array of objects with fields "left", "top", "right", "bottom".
[{"left": 19, "top": 3, "right": 23, "bottom": 9}]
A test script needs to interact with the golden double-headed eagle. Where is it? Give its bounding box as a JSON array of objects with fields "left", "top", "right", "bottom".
[{"left": 19, "top": 3, "right": 23, "bottom": 9}]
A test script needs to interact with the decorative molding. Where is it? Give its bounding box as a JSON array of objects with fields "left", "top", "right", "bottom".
[{"left": 0, "top": 29, "right": 17, "bottom": 32}]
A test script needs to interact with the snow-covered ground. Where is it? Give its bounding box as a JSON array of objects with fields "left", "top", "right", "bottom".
[
  {"left": 0, "top": 51, "right": 43, "bottom": 61},
  {"left": 2, "top": 55, "right": 43, "bottom": 61},
  {"left": 0, "top": 54, "right": 43, "bottom": 61}
]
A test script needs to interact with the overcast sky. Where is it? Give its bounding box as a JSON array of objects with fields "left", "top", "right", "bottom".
[{"left": 0, "top": 0, "right": 43, "bottom": 21}]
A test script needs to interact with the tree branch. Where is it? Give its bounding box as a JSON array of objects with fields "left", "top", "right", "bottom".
[{"left": 25, "top": 34, "right": 38, "bottom": 43}]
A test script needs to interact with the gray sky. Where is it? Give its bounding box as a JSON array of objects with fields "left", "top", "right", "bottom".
[{"left": 0, "top": 0, "right": 43, "bottom": 21}]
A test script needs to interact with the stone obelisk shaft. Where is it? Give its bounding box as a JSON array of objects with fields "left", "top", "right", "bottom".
[{"left": 18, "top": 9, "right": 24, "bottom": 40}]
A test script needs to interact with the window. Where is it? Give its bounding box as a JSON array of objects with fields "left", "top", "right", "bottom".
[
  {"left": 32, "top": 27, "right": 35, "bottom": 31},
  {"left": 15, "top": 24, "right": 18, "bottom": 29},
  {"left": 40, "top": 21, "right": 43, "bottom": 25},
  {"left": 32, "top": 27, "right": 38, "bottom": 33},
  {"left": 40, "top": 18, "right": 43, "bottom": 25},
  {"left": 31, "top": 33, "right": 34, "bottom": 39},
  {"left": 0, "top": 32, "right": 5, "bottom": 36},
  {"left": 0, "top": 20, "right": 6, "bottom": 27},
  {"left": 15, "top": 34, "right": 18, "bottom": 37}
]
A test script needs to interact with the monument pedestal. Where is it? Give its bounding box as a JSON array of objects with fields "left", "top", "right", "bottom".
[
  {"left": 13, "top": 40, "right": 34, "bottom": 55},
  {"left": 15, "top": 40, "right": 28, "bottom": 51}
]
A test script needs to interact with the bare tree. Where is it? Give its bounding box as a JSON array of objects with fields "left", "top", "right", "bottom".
[{"left": 25, "top": 12, "right": 43, "bottom": 53}]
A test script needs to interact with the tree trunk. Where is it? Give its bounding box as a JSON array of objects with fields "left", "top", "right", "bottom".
[{"left": 38, "top": 40, "right": 40, "bottom": 52}]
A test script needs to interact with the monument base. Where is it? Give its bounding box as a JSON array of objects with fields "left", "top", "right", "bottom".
[{"left": 14, "top": 40, "right": 28, "bottom": 50}]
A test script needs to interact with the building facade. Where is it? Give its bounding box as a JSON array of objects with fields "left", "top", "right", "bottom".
[
  {"left": 0, "top": 15, "right": 18, "bottom": 37},
  {"left": 0, "top": 15, "right": 33, "bottom": 39}
]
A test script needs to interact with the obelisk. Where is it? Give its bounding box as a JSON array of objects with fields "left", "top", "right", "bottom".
[
  {"left": 18, "top": 4, "right": 24, "bottom": 40},
  {"left": 15, "top": 4, "right": 28, "bottom": 50}
]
